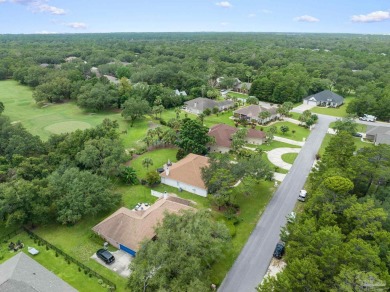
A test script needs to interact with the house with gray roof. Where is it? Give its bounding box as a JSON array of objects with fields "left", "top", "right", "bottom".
[
  {"left": 366, "top": 125, "right": 390, "bottom": 145},
  {"left": 303, "top": 90, "right": 344, "bottom": 107},
  {"left": 0, "top": 252, "right": 77, "bottom": 292},
  {"left": 233, "top": 104, "right": 279, "bottom": 124},
  {"left": 184, "top": 97, "right": 234, "bottom": 115}
]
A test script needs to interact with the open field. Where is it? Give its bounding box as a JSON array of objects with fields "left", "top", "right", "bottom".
[{"left": 310, "top": 96, "right": 354, "bottom": 117}]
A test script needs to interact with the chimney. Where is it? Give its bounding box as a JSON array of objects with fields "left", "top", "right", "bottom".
[
  {"left": 194, "top": 102, "right": 197, "bottom": 108},
  {"left": 163, "top": 191, "right": 168, "bottom": 199},
  {"left": 165, "top": 166, "right": 170, "bottom": 176}
]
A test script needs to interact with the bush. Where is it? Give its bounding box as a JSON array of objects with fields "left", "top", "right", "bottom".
[
  {"left": 145, "top": 171, "right": 161, "bottom": 186},
  {"left": 176, "top": 148, "right": 186, "bottom": 160},
  {"left": 203, "top": 108, "right": 211, "bottom": 116},
  {"left": 159, "top": 119, "right": 167, "bottom": 126},
  {"left": 135, "top": 146, "right": 147, "bottom": 155}
]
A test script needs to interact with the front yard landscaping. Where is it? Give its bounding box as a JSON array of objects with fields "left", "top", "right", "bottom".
[
  {"left": 261, "top": 121, "right": 310, "bottom": 142},
  {"left": 310, "top": 96, "right": 354, "bottom": 117},
  {"left": 281, "top": 153, "right": 298, "bottom": 164}
]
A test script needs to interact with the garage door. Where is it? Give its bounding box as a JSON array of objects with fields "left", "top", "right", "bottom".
[
  {"left": 305, "top": 100, "right": 317, "bottom": 106},
  {"left": 119, "top": 244, "right": 136, "bottom": 256}
]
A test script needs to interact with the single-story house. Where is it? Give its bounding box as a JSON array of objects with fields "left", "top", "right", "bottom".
[
  {"left": 233, "top": 104, "right": 279, "bottom": 124},
  {"left": 160, "top": 153, "right": 209, "bottom": 196},
  {"left": 366, "top": 125, "right": 390, "bottom": 145},
  {"left": 0, "top": 252, "right": 77, "bottom": 292},
  {"left": 303, "top": 90, "right": 344, "bottom": 107},
  {"left": 103, "top": 75, "right": 120, "bottom": 85},
  {"left": 233, "top": 82, "right": 252, "bottom": 94},
  {"left": 208, "top": 124, "right": 266, "bottom": 153},
  {"left": 184, "top": 97, "right": 234, "bottom": 115},
  {"left": 92, "top": 195, "right": 194, "bottom": 256}
]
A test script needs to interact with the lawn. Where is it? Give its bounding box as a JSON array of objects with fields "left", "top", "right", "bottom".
[
  {"left": 0, "top": 80, "right": 130, "bottom": 141},
  {"left": 210, "top": 179, "right": 275, "bottom": 284},
  {"left": 281, "top": 153, "right": 298, "bottom": 164},
  {"left": 318, "top": 133, "right": 374, "bottom": 156},
  {"left": 247, "top": 140, "right": 301, "bottom": 151},
  {"left": 329, "top": 121, "right": 367, "bottom": 134},
  {"left": 129, "top": 148, "right": 178, "bottom": 179},
  {"left": 310, "top": 96, "right": 354, "bottom": 117},
  {"left": 204, "top": 110, "right": 235, "bottom": 128},
  {"left": 0, "top": 232, "right": 106, "bottom": 291},
  {"left": 261, "top": 121, "right": 310, "bottom": 142},
  {"left": 227, "top": 92, "right": 249, "bottom": 99}
]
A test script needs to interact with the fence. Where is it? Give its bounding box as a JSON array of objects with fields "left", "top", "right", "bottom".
[
  {"left": 0, "top": 227, "right": 23, "bottom": 243},
  {"left": 23, "top": 227, "right": 116, "bottom": 291}
]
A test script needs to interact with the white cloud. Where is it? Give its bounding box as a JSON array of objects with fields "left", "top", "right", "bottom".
[
  {"left": 0, "top": 0, "right": 7, "bottom": 3},
  {"left": 294, "top": 15, "right": 320, "bottom": 22},
  {"left": 351, "top": 11, "right": 390, "bottom": 23},
  {"left": 65, "top": 22, "right": 87, "bottom": 29},
  {"left": 36, "top": 4, "right": 65, "bottom": 15},
  {"left": 248, "top": 13, "right": 256, "bottom": 18},
  {"left": 216, "top": 1, "right": 232, "bottom": 8},
  {"left": 260, "top": 9, "right": 272, "bottom": 14},
  {"left": 35, "top": 30, "right": 57, "bottom": 34},
  {"left": 10, "top": 0, "right": 66, "bottom": 15}
]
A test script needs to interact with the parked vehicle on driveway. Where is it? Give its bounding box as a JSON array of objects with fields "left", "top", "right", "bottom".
[
  {"left": 359, "top": 114, "right": 376, "bottom": 122},
  {"left": 298, "top": 190, "right": 307, "bottom": 202},
  {"left": 273, "top": 241, "right": 285, "bottom": 259},
  {"left": 352, "top": 132, "right": 363, "bottom": 137},
  {"left": 96, "top": 249, "right": 115, "bottom": 264}
]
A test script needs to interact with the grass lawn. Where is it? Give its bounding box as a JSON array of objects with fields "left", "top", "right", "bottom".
[
  {"left": 247, "top": 140, "right": 301, "bottom": 151},
  {"left": 329, "top": 121, "right": 367, "bottom": 134},
  {"left": 289, "top": 112, "right": 302, "bottom": 120},
  {"left": 210, "top": 179, "right": 275, "bottom": 284},
  {"left": 0, "top": 80, "right": 130, "bottom": 141},
  {"left": 261, "top": 121, "right": 310, "bottom": 142},
  {"left": 281, "top": 153, "right": 298, "bottom": 164},
  {"left": 227, "top": 92, "right": 249, "bottom": 99},
  {"left": 310, "top": 96, "right": 354, "bottom": 117},
  {"left": 0, "top": 233, "right": 106, "bottom": 291},
  {"left": 129, "top": 148, "right": 178, "bottom": 179},
  {"left": 204, "top": 110, "right": 235, "bottom": 128},
  {"left": 318, "top": 133, "right": 374, "bottom": 156}
]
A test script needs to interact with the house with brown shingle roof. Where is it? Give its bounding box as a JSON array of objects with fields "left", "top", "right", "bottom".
[
  {"left": 92, "top": 195, "right": 194, "bottom": 256},
  {"left": 234, "top": 104, "right": 279, "bottom": 124},
  {"left": 208, "top": 124, "right": 266, "bottom": 153},
  {"left": 184, "top": 98, "right": 234, "bottom": 115},
  {"left": 160, "top": 153, "right": 209, "bottom": 197}
]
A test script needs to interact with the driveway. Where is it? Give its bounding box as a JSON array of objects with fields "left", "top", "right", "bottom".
[
  {"left": 267, "top": 148, "right": 301, "bottom": 170},
  {"left": 292, "top": 103, "right": 316, "bottom": 113},
  {"left": 91, "top": 250, "right": 133, "bottom": 278},
  {"left": 218, "top": 114, "right": 333, "bottom": 292}
]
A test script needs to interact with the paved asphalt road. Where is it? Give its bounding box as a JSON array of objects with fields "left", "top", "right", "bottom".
[{"left": 219, "top": 114, "right": 335, "bottom": 292}]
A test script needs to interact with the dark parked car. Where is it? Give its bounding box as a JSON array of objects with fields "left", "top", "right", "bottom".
[
  {"left": 352, "top": 132, "right": 362, "bottom": 137},
  {"left": 96, "top": 249, "right": 115, "bottom": 264},
  {"left": 273, "top": 241, "right": 285, "bottom": 259}
]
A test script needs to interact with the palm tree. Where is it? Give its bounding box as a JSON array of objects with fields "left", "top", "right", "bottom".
[
  {"left": 258, "top": 111, "right": 271, "bottom": 125},
  {"left": 142, "top": 157, "right": 154, "bottom": 170}
]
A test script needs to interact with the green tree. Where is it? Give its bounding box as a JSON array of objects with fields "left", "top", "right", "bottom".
[
  {"left": 333, "top": 117, "right": 358, "bottom": 135},
  {"left": 258, "top": 111, "right": 271, "bottom": 125},
  {"left": 142, "top": 157, "right": 154, "bottom": 170},
  {"left": 48, "top": 167, "right": 120, "bottom": 225},
  {"left": 128, "top": 210, "right": 230, "bottom": 292},
  {"left": 176, "top": 119, "right": 211, "bottom": 155},
  {"left": 231, "top": 128, "right": 248, "bottom": 153},
  {"left": 145, "top": 170, "right": 160, "bottom": 186},
  {"left": 122, "top": 98, "right": 151, "bottom": 126},
  {"left": 119, "top": 166, "right": 138, "bottom": 185},
  {"left": 246, "top": 96, "right": 259, "bottom": 105},
  {"left": 280, "top": 125, "right": 289, "bottom": 135},
  {"left": 0, "top": 101, "right": 4, "bottom": 115}
]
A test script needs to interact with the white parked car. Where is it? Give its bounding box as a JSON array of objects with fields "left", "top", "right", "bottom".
[{"left": 298, "top": 190, "right": 307, "bottom": 202}]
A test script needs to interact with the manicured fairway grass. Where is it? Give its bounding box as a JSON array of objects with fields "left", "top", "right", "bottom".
[
  {"left": 310, "top": 96, "right": 354, "bottom": 117},
  {"left": 0, "top": 80, "right": 128, "bottom": 140}
]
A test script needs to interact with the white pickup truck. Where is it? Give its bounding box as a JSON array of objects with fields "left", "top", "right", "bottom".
[{"left": 359, "top": 114, "right": 376, "bottom": 122}]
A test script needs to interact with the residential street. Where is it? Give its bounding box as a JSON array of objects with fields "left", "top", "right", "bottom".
[{"left": 218, "top": 114, "right": 335, "bottom": 292}]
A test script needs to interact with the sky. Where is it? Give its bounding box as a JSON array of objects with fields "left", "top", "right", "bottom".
[{"left": 0, "top": 0, "right": 389, "bottom": 34}]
